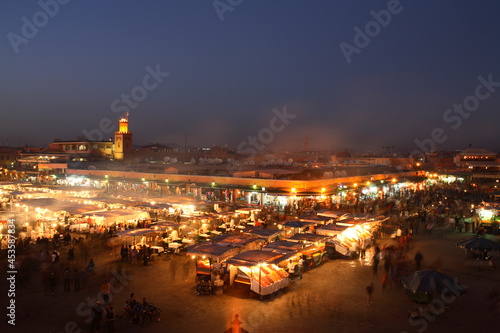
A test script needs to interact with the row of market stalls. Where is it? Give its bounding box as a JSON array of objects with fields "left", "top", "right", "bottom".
[
  {"left": 185, "top": 212, "right": 386, "bottom": 297},
  {"left": 2, "top": 182, "right": 242, "bottom": 242}
]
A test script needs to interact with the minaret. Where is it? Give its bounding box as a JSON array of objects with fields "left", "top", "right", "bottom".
[
  {"left": 114, "top": 113, "right": 133, "bottom": 160},
  {"left": 303, "top": 137, "right": 309, "bottom": 152}
]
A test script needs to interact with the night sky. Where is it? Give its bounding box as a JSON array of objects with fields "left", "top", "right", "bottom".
[{"left": 1, "top": 0, "right": 500, "bottom": 153}]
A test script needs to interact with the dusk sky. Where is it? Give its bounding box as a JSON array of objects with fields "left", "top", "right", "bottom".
[{"left": 1, "top": 0, "right": 500, "bottom": 153}]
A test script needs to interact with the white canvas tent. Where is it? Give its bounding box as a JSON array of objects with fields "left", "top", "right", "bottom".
[{"left": 83, "top": 209, "right": 149, "bottom": 226}]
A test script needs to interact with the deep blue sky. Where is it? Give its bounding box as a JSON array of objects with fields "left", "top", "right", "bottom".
[{"left": 1, "top": 0, "right": 500, "bottom": 153}]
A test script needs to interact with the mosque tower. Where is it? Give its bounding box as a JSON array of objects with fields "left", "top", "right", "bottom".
[
  {"left": 303, "top": 137, "right": 309, "bottom": 152},
  {"left": 114, "top": 113, "right": 133, "bottom": 160}
]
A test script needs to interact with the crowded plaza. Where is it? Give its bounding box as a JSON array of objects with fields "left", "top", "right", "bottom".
[{"left": 1, "top": 171, "right": 499, "bottom": 332}]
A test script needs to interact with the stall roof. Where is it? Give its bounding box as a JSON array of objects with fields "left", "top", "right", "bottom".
[
  {"left": 83, "top": 209, "right": 149, "bottom": 224},
  {"left": 186, "top": 243, "right": 240, "bottom": 261},
  {"left": 316, "top": 210, "right": 349, "bottom": 219},
  {"left": 47, "top": 186, "right": 106, "bottom": 193},
  {"left": 150, "top": 221, "right": 180, "bottom": 230},
  {"left": 316, "top": 224, "right": 348, "bottom": 237},
  {"left": 243, "top": 227, "right": 284, "bottom": 240},
  {"left": 116, "top": 228, "right": 156, "bottom": 237},
  {"left": 226, "top": 250, "right": 295, "bottom": 267},
  {"left": 148, "top": 195, "right": 206, "bottom": 205},
  {"left": 262, "top": 240, "right": 306, "bottom": 253},
  {"left": 210, "top": 233, "right": 262, "bottom": 247},
  {"left": 298, "top": 214, "right": 332, "bottom": 223},
  {"left": 279, "top": 220, "right": 316, "bottom": 229},
  {"left": 288, "top": 233, "right": 329, "bottom": 243},
  {"left": 317, "top": 224, "right": 349, "bottom": 232},
  {"left": 18, "top": 198, "right": 100, "bottom": 215},
  {"left": 235, "top": 207, "right": 261, "bottom": 214}
]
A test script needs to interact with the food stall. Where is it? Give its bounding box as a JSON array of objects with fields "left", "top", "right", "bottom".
[
  {"left": 316, "top": 223, "right": 349, "bottom": 237},
  {"left": 277, "top": 220, "right": 317, "bottom": 237},
  {"left": 242, "top": 227, "right": 285, "bottom": 243},
  {"left": 298, "top": 212, "right": 333, "bottom": 225},
  {"left": 476, "top": 202, "right": 499, "bottom": 226},
  {"left": 262, "top": 240, "right": 306, "bottom": 254},
  {"left": 287, "top": 233, "right": 329, "bottom": 267},
  {"left": 210, "top": 233, "right": 264, "bottom": 252},
  {"left": 316, "top": 210, "right": 350, "bottom": 220},
  {"left": 332, "top": 220, "right": 380, "bottom": 257},
  {"left": 226, "top": 250, "right": 292, "bottom": 297},
  {"left": 115, "top": 228, "right": 157, "bottom": 247},
  {"left": 82, "top": 209, "right": 150, "bottom": 227},
  {"left": 187, "top": 242, "right": 242, "bottom": 295}
]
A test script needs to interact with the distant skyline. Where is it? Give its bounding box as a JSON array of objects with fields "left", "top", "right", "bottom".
[{"left": 1, "top": 1, "right": 500, "bottom": 153}]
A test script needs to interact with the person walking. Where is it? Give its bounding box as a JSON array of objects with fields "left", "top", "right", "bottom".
[
  {"left": 63, "top": 267, "right": 71, "bottom": 292},
  {"left": 86, "top": 259, "right": 95, "bottom": 273},
  {"left": 48, "top": 270, "right": 56, "bottom": 295},
  {"left": 100, "top": 280, "right": 111, "bottom": 305},
  {"left": 287, "top": 260, "right": 295, "bottom": 278},
  {"left": 415, "top": 251, "right": 423, "bottom": 270},
  {"left": 372, "top": 251, "right": 380, "bottom": 276},
  {"left": 120, "top": 245, "right": 126, "bottom": 261},
  {"left": 73, "top": 268, "right": 80, "bottom": 292},
  {"left": 131, "top": 247, "right": 138, "bottom": 264},
  {"left": 51, "top": 250, "right": 57, "bottom": 263},
  {"left": 360, "top": 238, "right": 366, "bottom": 259},
  {"left": 106, "top": 306, "right": 115, "bottom": 333},
  {"left": 90, "top": 301, "right": 103, "bottom": 333},
  {"left": 366, "top": 283, "right": 374, "bottom": 304},
  {"left": 298, "top": 257, "right": 304, "bottom": 280},
  {"left": 68, "top": 245, "right": 75, "bottom": 263}
]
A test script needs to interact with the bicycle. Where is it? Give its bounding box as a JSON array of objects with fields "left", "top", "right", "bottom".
[{"left": 139, "top": 303, "right": 161, "bottom": 327}]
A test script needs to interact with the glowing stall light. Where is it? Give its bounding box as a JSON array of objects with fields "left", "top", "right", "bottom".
[{"left": 478, "top": 209, "right": 494, "bottom": 220}]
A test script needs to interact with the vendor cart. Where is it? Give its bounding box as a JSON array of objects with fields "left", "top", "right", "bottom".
[{"left": 226, "top": 250, "right": 292, "bottom": 299}]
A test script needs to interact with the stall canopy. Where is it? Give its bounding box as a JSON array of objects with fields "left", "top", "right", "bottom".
[
  {"left": 279, "top": 221, "right": 316, "bottom": 229},
  {"left": 151, "top": 195, "right": 205, "bottom": 205},
  {"left": 116, "top": 228, "right": 156, "bottom": 238},
  {"left": 316, "top": 224, "right": 349, "bottom": 236},
  {"left": 235, "top": 208, "right": 261, "bottom": 215},
  {"left": 262, "top": 240, "right": 306, "bottom": 254},
  {"left": 287, "top": 233, "right": 329, "bottom": 244},
  {"left": 455, "top": 237, "right": 500, "bottom": 251},
  {"left": 83, "top": 209, "right": 149, "bottom": 225},
  {"left": 210, "top": 233, "right": 264, "bottom": 250},
  {"left": 151, "top": 221, "right": 181, "bottom": 231},
  {"left": 18, "top": 198, "right": 100, "bottom": 215},
  {"left": 243, "top": 228, "right": 285, "bottom": 242},
  {"left": 401, "top": 270, "right": 466, "bottom": 295},
  {"left": 298, "top": 214, "right": 332, "bottom": 224},
  {"left": 316, "top": 210, "right": 349, "bottom": 219},
  {"left": 187, "top": 243, "right": 241, "bottom": 262},
  {"left": 226, "top": 250, "right": 295, "bottom": 267}
]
